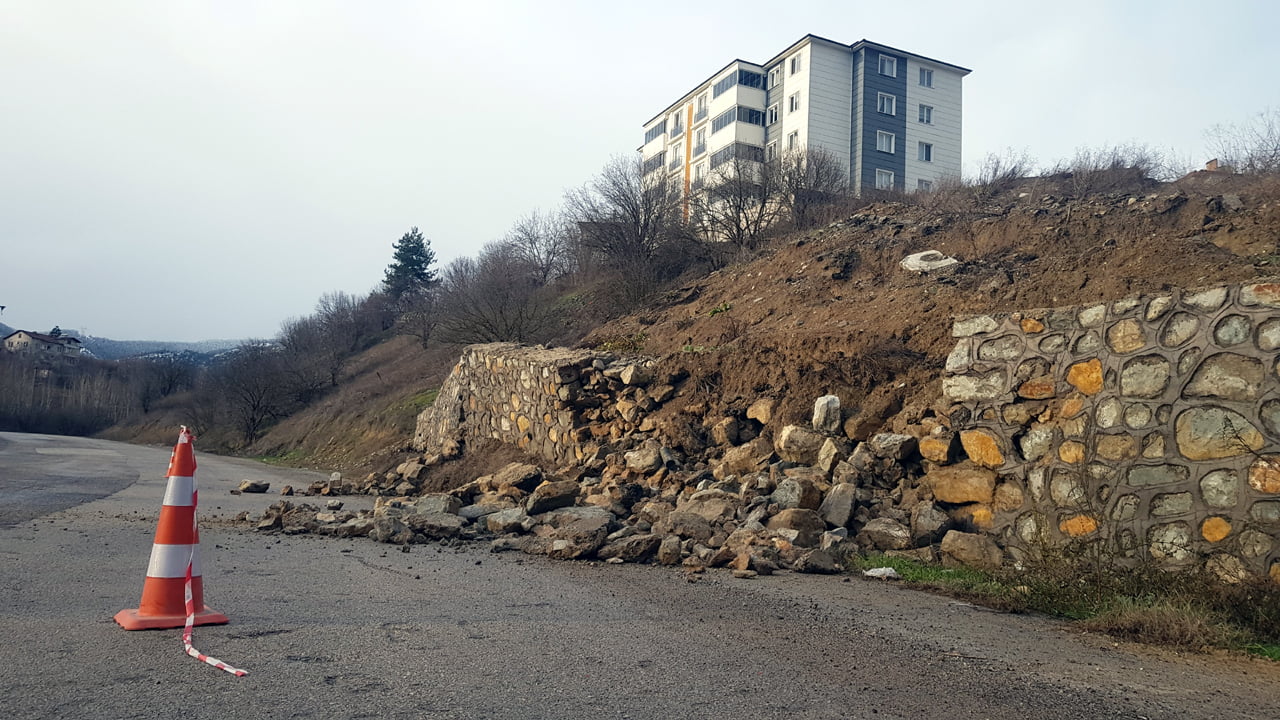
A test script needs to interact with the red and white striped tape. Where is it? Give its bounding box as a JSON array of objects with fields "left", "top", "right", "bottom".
[{"left": 177, "top": 427, "right": 248, "bottom": 677}]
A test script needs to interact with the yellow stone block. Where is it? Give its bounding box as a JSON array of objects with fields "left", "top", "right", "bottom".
[
  {"left": 919, "top": 435, "right": 954, "bottom": 463},
  {"left": 1066, "top": 359, "right": 1104, "bottom": 395},
  {"left": 969, "top": 505, "right": 994, "bottom": 530},
  {"left": 1201, "top": 516, "right": 1232, "bottom": 543},
  {"left": 1271, "top": 562, "right": 1280, "bottom": 585},
  {"left": 1059, "top": 514, "right": 1098, "bottom": 537},
  {"left": 1058, "top": 440, "right": 1086, "bottom": 464},
  {"left": 517, "top": 416, "right": 532, "bottom": 434},
  {"left": 1020, "top": 317, "right": 1045, "bottom": 334},
  {"left": 1249, "top": 455, "right": 1280, "bottom": 493},
  {"left": 511, "top": 393, "right": 521, "bottom": 411},
  {"left": 960, "top": 430, "right": 1005, "bottom": 469},
  {"left": 1060, "top": 394, "right": 1085, "bottom": 419}
]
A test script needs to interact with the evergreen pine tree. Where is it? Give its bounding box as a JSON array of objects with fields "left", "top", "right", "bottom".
[{"left": 382, "top": 227, "right": 438, "bottom": 300}]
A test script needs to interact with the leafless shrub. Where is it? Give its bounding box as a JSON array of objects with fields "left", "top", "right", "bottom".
[
  {"left": 688, "top": 154, "right": 782, "bottom": 252},
  {"left": 1207, "top": 108, "right": 1280, "bottom": 175},
  {"left": 972, "top": 148, "right": 1034, "bottom": 196},
  {"left": 1047, "top": 143, "right": 1177, "bottom": 196},
  {"left": 777, "top": 146, "right": 851, "bottom": 229}
]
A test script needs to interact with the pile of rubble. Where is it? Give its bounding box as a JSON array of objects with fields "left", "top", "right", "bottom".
[{"left": 254, "top": 393, "right": 1002, "bottom": 576}]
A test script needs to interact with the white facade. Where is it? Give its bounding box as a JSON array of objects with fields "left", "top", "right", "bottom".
[{"left": 641, "top": 35, "right": 969, "bottom": 196}]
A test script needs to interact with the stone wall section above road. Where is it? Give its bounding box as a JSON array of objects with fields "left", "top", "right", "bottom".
[
  {"left": 413, "top": 343, "right": 660, "bottom": 467},
  {"left": 941, "top": 280, "right": 1280, "bottom": 579}
]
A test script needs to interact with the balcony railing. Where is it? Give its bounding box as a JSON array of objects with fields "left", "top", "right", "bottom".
[
  {"left": 694, "top": 108, "right": 707, "bottom": 122},
  {"left": 693, "top": 143, "right": 706, "bottom": 157},
  {"left": 668, "top": 157, "right": 681, "bottom": 171},
  {"left": 669, "top": 125, "right": 684, "bottom": 139},
  {"left": 692, "top": 177, "right": 705, "bottom": 191}
]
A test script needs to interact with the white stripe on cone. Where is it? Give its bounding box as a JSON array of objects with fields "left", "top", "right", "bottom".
[
  {"left": 146, "top": 543, "right": 202, "bottom": 578},
  {"left": 161, "top": 476, "right": 196, "bottom": 506}
]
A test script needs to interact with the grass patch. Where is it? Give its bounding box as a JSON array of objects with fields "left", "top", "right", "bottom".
[
  {"left": 256, "top": 448, "right": 306, "bottom": 466},
  {"left": 847, "top": 551, "right": 1280, "bottom": 657}
]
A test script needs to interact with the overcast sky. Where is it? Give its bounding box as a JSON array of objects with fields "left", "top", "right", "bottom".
[{"left": 3, "top": 0, "right": 1277, "bottom": 343}]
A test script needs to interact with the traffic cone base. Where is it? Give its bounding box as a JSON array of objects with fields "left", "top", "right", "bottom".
[{"left": 114, "top": 576, "right": 228, "bottom": 630}]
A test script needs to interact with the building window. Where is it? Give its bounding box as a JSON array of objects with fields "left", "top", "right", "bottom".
[
  {"left": 644, "top": 121, "right": 667, "bottom": 144},
  {"left": 709, "top": 142, "right": 765, "bottom": 170},
  {"left": 918, "top": 104, "right": 933, "bottom": 124},
  {"left": 643, "top": 152, "right": 665, "bottom": 175},
  {"left": 789, "top": 54, "right": 801, "bottom": 74},
  {"left": 669, "top": 112, "right": 683, "bottom": 138},
  {"left": 768, "top": 66, "right": 781, "bottom": 89},
  {"left": 877, "top": 93, "right": 896, "bottom": 115},
  {"left": 766, "top": 141, "right": 778, "bottom": 160},
  {"left": 875, "top": 169, "right": 894, "bottom": 190},
  {"left": 767, "top": 104, "right": 779, "bottom": 125},
  {"left": 787, "top": 131, "right": 799, "bottom": 150},
  {"left": 876, "top": 131, "right": 895, "bottom": 154},
  {"left": 917, "top": 179, "right": 933, "bottom": 192},
  {"left": 711, "top": 108, "right": 735, "bottom": 134},
  {"left": 713, "top": 68, "right": 765, "bottom": 98},
  {"left": 918, "top": 142, "right": 933, "bottom": 162},
  {"left": 693, "top": 162, "right": 707, "bottom": 190},
  {"left": 693, "top": 128, "right": 706, "bottom": 156},
  {"left": 789, "top": 93, "right": 801, "bottom": 112},
  {"left": 669, "top": 144, "right": 682, "bottom": 170},
  {"left": 695, "top": 94, "right": 708, "bottom": 121},
  {"left": 919, "top": 68, "right": 933, "bottom": 87},
  {"left": 878, "top": 55, "right": 896, "bottom": 77}
]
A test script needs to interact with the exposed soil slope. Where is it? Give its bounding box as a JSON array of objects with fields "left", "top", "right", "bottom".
[{"left": 585, "top": 172, "right": 1280, "bottom": 435}]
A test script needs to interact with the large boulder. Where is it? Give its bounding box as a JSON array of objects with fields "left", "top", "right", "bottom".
[
  {"left": 625, "top": 444, "right": 665, "bottom": 474},
  {"left": 597, "top": 534, "right": 660, "bottom": 563},
  {"left": 404, "top": 512, "right": 466, "bottom": 539},
  {"left": 812, "top": 395, "right": 842, "bottom": 433},
  {"left": 775, "top": 425, "right": 825, "bottom": 465},
  {"left": 818, "top": 483, "right": 858, "bottom": 528},
  {"left": 940, "top": 530, "right": 1003, "bottom": 570},
  {"left": 681, "top": 490, "right": 740, "bottom": 525},
  {"left": 771, "top": 477, "right": 822, "bottom": 510},
  {"left": 858, "top": 518, "right": 912, "bottom": 551},
  {"left": 486, "top": 508, "right": 535, "bottom": 535},
  {"left": 525, "top": 480, "right": 580, "bottom": 515},
  {"left": 653, "top": 511, "right": 714, "bottom": 544},
  {"left": 546, "top": 515, "right": 611, "bottom": 560},
  {"left": 766, "top": 508, "right": 827, "bottom": 547},
  {"left": 924, "top": 464, "right": 997, "bottom": 505},
  {"left": 413, "top": 493, "right": 463, "bottom": 515},
  {"left": 910, "top": 501, "right": 953, "bottom": 545}
]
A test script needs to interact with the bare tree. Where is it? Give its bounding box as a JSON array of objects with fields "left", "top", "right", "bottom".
[
  {"left": 208, "top": 343, "right": 289, "bottom": 445},
  {"left": 1208, "top": 108, "right": 1280, "bottom": 174},
  {"left": 778, "top": 146, "right": 850, "bottom": 229},
  {"left": 563, "top": 155, "right": 685, "bottom": 305},
  {"left": 395, "top": 288, "right": 439, "bottom": 350},
  {"left": 688, "top": 153, "right": 782, "bottom": 251},
  {"left": 506, "top": 210, "right": 573, "bottom": 285},
  {"left": 436, "top": 244, "right": 559, "bottom": 344}
]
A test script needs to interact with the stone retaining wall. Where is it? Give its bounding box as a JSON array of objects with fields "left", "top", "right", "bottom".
[
  {"left": 413, "top": 343, "right": 660, "bottom": 467},
  {"left": 942, "top": 281, "right": 1280, "bottom": 580}
]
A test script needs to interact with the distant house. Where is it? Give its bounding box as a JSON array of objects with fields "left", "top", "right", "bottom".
[{"left": 2, "top": 330, "right": 83, "bottom": 357}]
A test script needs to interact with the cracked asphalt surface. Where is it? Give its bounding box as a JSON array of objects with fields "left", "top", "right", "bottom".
[{"left": 2, "top": 432, "right": 1278, "bottom": 719}]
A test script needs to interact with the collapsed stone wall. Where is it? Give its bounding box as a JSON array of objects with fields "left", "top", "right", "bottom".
[
  {"left": 413, "top": 343, "right": 660, "bottom": 467},
  {"left": 941, "top": 281, "right": 1280, "bottom": 580}
]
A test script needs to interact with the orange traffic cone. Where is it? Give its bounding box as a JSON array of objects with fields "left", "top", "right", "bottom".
[{"left": 114, "top": 428, "right": 228, "bottom": 630}]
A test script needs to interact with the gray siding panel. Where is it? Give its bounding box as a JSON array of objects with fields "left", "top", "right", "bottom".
[{"left": 860, "top": 49, "right": 907, "bottom": 191}]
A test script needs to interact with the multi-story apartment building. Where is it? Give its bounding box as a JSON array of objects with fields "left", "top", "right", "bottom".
[{"left": 640, "top": 35, "right": 969, "bottom": 196}]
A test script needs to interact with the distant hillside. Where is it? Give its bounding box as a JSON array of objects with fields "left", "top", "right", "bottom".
[
  {"left": 0, "top": 321, "right": 13, "bottom": 337},
  {"left": 68, "top": 333, "right": 242, "bottom": 360}
]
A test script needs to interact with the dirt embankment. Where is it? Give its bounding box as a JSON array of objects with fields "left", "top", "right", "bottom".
[{"left": 586, "top": 172, "right": 1280, "bottom": 436}]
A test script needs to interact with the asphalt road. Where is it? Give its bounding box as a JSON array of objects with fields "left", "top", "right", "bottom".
[{"left": 2, "top": 432, "right": 1278, "bottom": 719}]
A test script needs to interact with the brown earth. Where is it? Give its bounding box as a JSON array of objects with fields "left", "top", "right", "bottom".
[{"left": 584, "top": 172, "right": 1280, "bottom": 438}]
